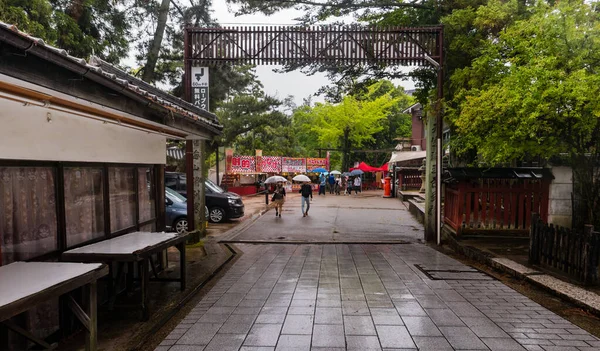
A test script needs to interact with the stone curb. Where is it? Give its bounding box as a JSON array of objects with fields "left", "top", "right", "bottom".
[
  {"left": 447, "top": 235, "right": 600, "bottom": 317},
  {"left": 216, "top": 202, "right": 270, "bottom": 242},
  {"left": 219, "top": 240, "right": 411, "bottom": 245}
]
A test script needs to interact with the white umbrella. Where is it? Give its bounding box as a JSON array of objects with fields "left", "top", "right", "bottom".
[
  {"left": 330, "top": 170, "right": 341, "bottom": 175},
  {"left": 264, "top": 175, "right": 287, "bottom": 184},
  {"left": 292, "top": 174, "right": 311, "bottom": 182}
]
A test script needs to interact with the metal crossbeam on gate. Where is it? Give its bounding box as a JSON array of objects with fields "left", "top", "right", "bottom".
[{"left": 185, "top": 26, "right": 442, "bottom": 66}]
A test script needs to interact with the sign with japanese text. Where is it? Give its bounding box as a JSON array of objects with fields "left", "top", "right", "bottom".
[
  {"left": 191, "top": 66, "right": 209, "bottom": 110},
  {"left": 225, "top": 149, "right": 233, "bottom": 173},
  {"left": 231, "top": 156, "right": 255, "bottom": 173},
  {"left": 261, "top": 156, "right": 282, "bottom": 173},
  {"left": 255, "top": 150, "right": 263, "bottom": 172},
  {"left": 306, "top": 158, "right": 328, "bottom": 170},
  {"left": 281, "top": 157, "right": 306, "bottom": 173}
]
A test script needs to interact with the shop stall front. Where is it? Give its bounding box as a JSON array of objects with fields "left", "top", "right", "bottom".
[{"left": 0, "top": 22, "right": 221, "bottom": 349}]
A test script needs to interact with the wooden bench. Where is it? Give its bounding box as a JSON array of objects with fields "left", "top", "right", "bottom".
[
  {"left": 62, "top": 231, "right": 190, "bottom": 320},
  {"left": 0, "top": 262, "right": 108, "bottom": 351}
]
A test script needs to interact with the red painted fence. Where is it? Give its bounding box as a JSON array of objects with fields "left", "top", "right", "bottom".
[{"left": 444, "top": 178, "right": 550, "bottom": 235}]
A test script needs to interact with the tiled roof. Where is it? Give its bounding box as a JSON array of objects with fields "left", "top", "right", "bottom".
[{"left": 0, "top": 22, "right": 222, "bottom": 133}]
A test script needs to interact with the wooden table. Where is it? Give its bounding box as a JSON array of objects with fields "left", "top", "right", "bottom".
[
  {"left": 62, "top": 232, "right": 189, "bottom": 320},
  {"left": 0, "top": 262, "right": 108, "bottom": 351}
]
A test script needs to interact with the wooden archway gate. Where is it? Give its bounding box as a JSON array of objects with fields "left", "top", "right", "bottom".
[{"left": 182, "top": 25, "right": 443, "bottom": 242}]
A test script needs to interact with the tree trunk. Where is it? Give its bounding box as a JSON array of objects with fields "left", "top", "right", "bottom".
[
  {"left": 142, "top": 0, "right": 171, "bottom": 83},
  {"left": 341, "top": 127, "right": 351, "bottom": 171}
]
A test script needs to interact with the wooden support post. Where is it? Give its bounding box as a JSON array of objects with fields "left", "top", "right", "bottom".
[
  {"left": 178, "top": 242, "right": 187, "bottom": 291},
  {"left": 192, "top": 139, "right": 207, "bottom": 241},
  {"left": 424, "top": 113, "right": 437, "bottom": 242},
  {"left": 140, "top": 259, "right": 149, "bottom": 321},
  {"left": 86, "top": 281, "right": 97, "bottom": 351}
]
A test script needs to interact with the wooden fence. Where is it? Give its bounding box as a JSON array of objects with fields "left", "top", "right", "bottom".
[
  {"left": 397, "top": 169, "right": 422, "bottom": 191},
  {"left": 529, "top": 214, "right": 600, "bottom": 285},
  {"left": 444, "top": 178, "right": 550, "bottom": 235}
]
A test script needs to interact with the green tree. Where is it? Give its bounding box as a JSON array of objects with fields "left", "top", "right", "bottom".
[
  {"left": 216, "top": 91, "right": 298, "bottom": 156},
  {"left": 299, "top": 81, "right": 401, "bottom": 170},
  {"left": 449, "top": 0, "right": 600, "bottom": 228},
  {"left": 0, "top": 0, "right": 131, "bottom": 64}
]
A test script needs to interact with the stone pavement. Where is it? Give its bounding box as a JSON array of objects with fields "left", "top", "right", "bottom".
[
  {"left": 155, "top": 243, "right": 600, "bottom": 350},
  {"left": 155, "top": 193, "right": 600, "bottom": 350},
  {"left": 222, "top": 191, "right": 423, "bottom": 243}
]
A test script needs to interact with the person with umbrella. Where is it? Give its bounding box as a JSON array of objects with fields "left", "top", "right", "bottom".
[
  {"left": 353, "top": 174, "right": 362, "bottom": 195},
  {"left": 270, "top": 181, "right": 286, "bottom": 217},
  {"left": 327, "top": 173, "right": 336, "bottom": 194},
  {"left": 300, "top": 181, "right": 313, "bottom": 217},
  {"left": 293, "top": 174, "right": 313, "bottom": 217}
]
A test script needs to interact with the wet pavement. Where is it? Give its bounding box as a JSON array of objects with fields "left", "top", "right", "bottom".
[
  {"left": 222, "top": 192, "right": 422, "bottom": 243},
  {"left": 155, "top": 192, "right": 600, "bottom": 350}
]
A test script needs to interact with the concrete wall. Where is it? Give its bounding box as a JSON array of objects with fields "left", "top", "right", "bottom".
[
  {"left": 0, "top": 98, "right": 166, "bottom": 164},
  {"left": 548, "top": 166, "right": 573, "bottom": 228}
]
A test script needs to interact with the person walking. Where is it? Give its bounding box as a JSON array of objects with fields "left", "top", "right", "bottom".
[
  {"left": 319, "top": 174, "right": 326, "bottom": 195},
  {"left": 353, "top": 176, "right": 362, "bottom": 195},
  {"left": 346, "top": 176, "right": 353, "bottom": 195},
  {"left": 341, "top": 176, "right": 347, "bottom": 195},
  {"left": 299, "top": 181, "right": 313, "bottom": 217},
  {"left": 334, "top": 177, "right": 341, "bottom": 195},
  {"left": 271, "top": 182, "right": 286, "bottom": 217},
  {"left": 328, "top": 173, "right": 336, "bottom": 194}
]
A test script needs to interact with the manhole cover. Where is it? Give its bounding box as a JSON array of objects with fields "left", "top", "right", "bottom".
[{"left": 415, "top": 264, "right": 492, "bottom": 281}]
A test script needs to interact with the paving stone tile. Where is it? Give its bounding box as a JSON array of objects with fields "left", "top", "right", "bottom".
[
  {"left": 276, "top": 335, "right": 311, "bottom": 351},
  {"left": 370, "top": 308, "right": 404, "bottom": 325},
  {"left": 315, "top": 307, "right": 343, "bottom": 324},
  {"left": 439, "top": 326, "right": 488, "bottom": 350},
  {"left": 239, "top": 347, "right": 275, "bottom": 351},
  {"left": 291, "top": 299, "right": 317, "bottom": 307},
  {"left": 317, "top": 299, "right": 342, "bottom": 308},
  {"left": 244, "top": 324, "right": 283, "bottom": 347},
  {"left": 288, "top": 306, "right": 315, "bottom": 315},
  {"left": 204, "top": 333, "right": 245, "bottom": 351},
  {"left": 312, "top": 324, "right": 346, "bottom": 348},
  {"left": 402, "top": 316, "right": 442, "bottom": 336},
  {"left": 481, "top": 337, "right": 527, "bottom": 351},
  {"left": 233, "top": 307, "right": 262, "bottom": 315},
  {"left": 256, "top": 313, "right": 286, "bottom": 324},
  {"left": 426, "top": 308, "right": 465, "bottom": 327},
  {"left": 412, "top": 336, "right": 453, "bottom": 350},
  {"left": 345, "top": 335, "right": 382, "bottom": 350},
  {"left": 177, "top": 323, "right": 222, "bottom": 345},
  {"left": 282, "top": 314, "right": 314, "bottom": 335},
  {"left": 344, "top": 315, "right": 377, "bottom": 335},
  {"left": 375, "top": 325, "right": 416, "bottom": 349},
  {"left": 415, "top": 295, "right": 447, "bottom": 309},
  {"left": 169, "top": 346, "right": 206, "bottom": 351},
  {"left": 342, "top": 301, "right": 370, "bottom": 315},
  {"left": 394, "top": 301, "right": 427, "bottom": 317}
]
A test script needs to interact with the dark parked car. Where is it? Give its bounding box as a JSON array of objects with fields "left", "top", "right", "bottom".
[
  {"left": 165, "top": 172, "right": 244, "bottom": 223},
  {"left": 165, "top": 187, "right": 208, "bottom": 234}
]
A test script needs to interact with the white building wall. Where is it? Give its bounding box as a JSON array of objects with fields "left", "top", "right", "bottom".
[
  {"left": 548, "top": 166, "right": 573, "bottom": 228},
  {"left": 0, "top": 99, "right": 166, "bottom": 164}
]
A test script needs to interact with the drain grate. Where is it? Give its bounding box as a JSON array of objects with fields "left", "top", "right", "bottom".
[{"left": 415, "top": 264, "right": 492, "bottom": 281}]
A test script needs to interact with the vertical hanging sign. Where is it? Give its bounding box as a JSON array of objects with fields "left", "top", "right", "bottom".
[{"left": 191, "top": 67, "right": 209, "bottom": 110}]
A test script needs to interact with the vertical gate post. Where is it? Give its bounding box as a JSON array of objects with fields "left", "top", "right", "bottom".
[{"left": 193, "top": 139, "right": 207, "bottom": 241}]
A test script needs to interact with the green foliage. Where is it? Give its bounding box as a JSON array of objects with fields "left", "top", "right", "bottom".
[
  {"left": 449, "top": 0, "right": 600, "bottom": 227},
  {"left": 216, "top": 91, "right": 298, "bottom": 156},
  {"left": 291, "top": 81, "right": 408, "bottom": 169},
  {"left": 0, "top": 0, "right": 131, "bottom": 64}
]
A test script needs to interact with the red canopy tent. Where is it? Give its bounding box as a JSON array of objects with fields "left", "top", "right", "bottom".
[{"left": 350, "top": 162, "right": 389, "bottom": 172}]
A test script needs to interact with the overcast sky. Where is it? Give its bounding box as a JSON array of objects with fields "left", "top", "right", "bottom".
[{"left": 210, "top": 2, "right": 416, "bottom": 106}]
